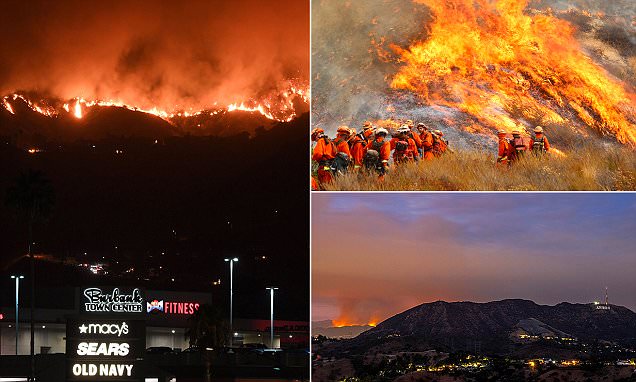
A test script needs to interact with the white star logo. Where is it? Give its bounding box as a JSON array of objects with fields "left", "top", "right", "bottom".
[{"left": 79, "top": 324, "right": 88, "bottom": 334}]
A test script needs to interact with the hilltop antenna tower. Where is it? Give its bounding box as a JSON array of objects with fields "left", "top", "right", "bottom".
[{"left": 595, "top": 287, "right": 610, "bottom": 310}]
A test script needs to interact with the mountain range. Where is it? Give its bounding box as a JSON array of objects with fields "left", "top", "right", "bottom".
[{"left": 319, "top": 299, "right": 636, "bottom": 357}]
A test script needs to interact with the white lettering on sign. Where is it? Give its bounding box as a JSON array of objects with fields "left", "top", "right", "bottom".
[
  {"left": 72, "top": 363, "right": 133, "bottom": 377},
  {"left": 79, "top": 322, "right": 129, "bottom": 336},
  {"left": 83, "top": 288, "right": 143, "bottom": 313},
  {"left": 76, "top": 342, "right": 130, "bottom": 356}
]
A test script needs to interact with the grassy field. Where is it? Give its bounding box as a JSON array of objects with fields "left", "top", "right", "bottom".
[{"left": 322, "top": 145, "right": 636, "bottom": 191}]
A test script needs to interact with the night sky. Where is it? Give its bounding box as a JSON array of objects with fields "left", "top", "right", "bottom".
[{"left": 313, "top": 193, "right": 636, "bottom": 324}]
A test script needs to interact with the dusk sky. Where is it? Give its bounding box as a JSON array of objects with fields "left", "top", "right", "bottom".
[{"left": 313, "top": 193, "right": 636, "bottom": 325}]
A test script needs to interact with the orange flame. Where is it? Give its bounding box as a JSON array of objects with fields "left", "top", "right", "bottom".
[
  {"left": 332, "top": 316, "right": 379, "bottom": 328},
  {"left": 3, "top": 98, "right": 14, "bottom": 114},
  {"left": 73, "top": 99, "right": 83, "bottom": 119},
  {"left": 5, "top": 79, "right": 308, "bottom": 124},
  {"left": 389, "top": 0, "right": 636, "bottom": 145}
]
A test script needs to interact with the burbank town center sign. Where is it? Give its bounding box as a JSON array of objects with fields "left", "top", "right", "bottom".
[{"left": 67, "top": 287, "right": 146, "bottom": 381}]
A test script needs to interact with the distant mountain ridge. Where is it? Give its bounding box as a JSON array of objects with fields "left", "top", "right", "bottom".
[{"left": 323, "top": 299, "right": 636, "bottom": 356}]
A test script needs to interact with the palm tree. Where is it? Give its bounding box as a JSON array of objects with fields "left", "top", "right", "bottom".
[
  {"left": 186, "top": 304, "right": 229, "bottom": 382},
  {"left": 5, "top": 169, "right": 55, "bottom": 382}
]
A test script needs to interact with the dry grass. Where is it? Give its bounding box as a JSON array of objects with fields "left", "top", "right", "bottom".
[{"left": 322, "top": 145, "right": 636, "bottom": 191}]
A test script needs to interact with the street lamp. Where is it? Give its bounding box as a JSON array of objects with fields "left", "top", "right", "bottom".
[
  {"left": 224, "top": 257, "right": 238, "bottom": 345},
  {"left": 11, "top": 275, "right": 24, "bottom": 355},
  {"left": 266, "top": 287, "right": 278, "bottom": 349}
]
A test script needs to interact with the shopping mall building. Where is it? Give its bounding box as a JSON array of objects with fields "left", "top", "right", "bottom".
[{"left": 0, "top": 286, "right": 309, "bottom": 381}]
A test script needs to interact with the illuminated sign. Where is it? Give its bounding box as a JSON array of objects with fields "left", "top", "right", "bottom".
[
  {"left": 82, "top": 288, "right": 143, "bottom": 313},
  {"left": 146, "top": 299, "right": 163, "bottom": 312},
  {"left": 71, "top": 363, "right": 133, "bottom": 377},
  {"left": 67, "top": 319, "right": 144, "bottom": 381},
  {"left": 146, "top": 299, "right": 200, "bottom": 315}
]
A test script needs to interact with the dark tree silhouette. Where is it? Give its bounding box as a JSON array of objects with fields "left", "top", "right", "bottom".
[
  {"left": 186, "top": 304, "right": 229, "bottom": 382},
  {"left": 5, "top": 169, "right": 55, "bottom": 382}
]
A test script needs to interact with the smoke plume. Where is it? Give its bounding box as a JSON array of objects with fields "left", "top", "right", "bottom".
[{"left": 0, "top": 0, "right": 308, "bottom": 111}]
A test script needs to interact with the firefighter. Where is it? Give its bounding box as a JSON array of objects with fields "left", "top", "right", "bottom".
[
  {"left": 363, "top": 127, "right": 391, "bottom": 181},
  {"left": 496, "top": 130, "right": 511, "bottom": 166},
  {"left": 432, "top": 129, "right": 448, "bottom": 157},
  {"left": 510, "top": 129, "right": 527, "bottom": 162},
  {"left": 360, "top": 121, "right": 375, "bottom": 148},
  {"left": 311, "top": 128, "right": 336, "bottom": 186},
  {"left": 530, "top": 126, "right": 550, "bottom": 155},
  {"left": 390, "top": 125, "right": 417, "bottom": 164},
  {"left": 405, "top": 120, "right": 422, "bottom": 160},
  {"left": 332, "top": 126, "right": 352, "bottom": 173},
  {"left": 348, "top": 127, "right": 366, "bottom": 171},
  {"left": 417, "top": 123, "right": 435, "bottom": 160}
]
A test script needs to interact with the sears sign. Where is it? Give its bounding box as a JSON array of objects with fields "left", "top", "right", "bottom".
[{"left": 81, "top": 287, "right": 144, "bottom": 314}]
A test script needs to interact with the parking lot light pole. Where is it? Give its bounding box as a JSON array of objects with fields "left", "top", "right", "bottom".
[
  {"left": 266, "top": 287, "right": 278, "bottom": 349},
  {"left": 11, "top": 275, "right": 24, "bottom": 355},
  {"left": 224, "top": 257, "right": 238, "bottom": 345}
]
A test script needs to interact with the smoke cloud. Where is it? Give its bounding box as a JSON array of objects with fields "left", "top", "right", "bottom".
[{"left": 0, "top": 0, "right": 308, "bottom": 111}]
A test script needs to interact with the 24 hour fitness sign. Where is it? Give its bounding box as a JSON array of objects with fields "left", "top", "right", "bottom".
[{"left": 68, "top": 287, "right": 146, "bottom": 381}]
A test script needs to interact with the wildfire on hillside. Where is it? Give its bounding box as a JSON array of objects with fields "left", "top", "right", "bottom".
[
  {"left": 387, "top": 0, "right": 636, "bottom": 144},
  {"left": 2, "top": 79, "right": 309, "bottom": 124},
  {"left": 332, "top": 316, "right": 379, "bottom": 328}
]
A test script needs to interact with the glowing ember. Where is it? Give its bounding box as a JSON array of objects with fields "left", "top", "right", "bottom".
[{"left": 389, "top": 0, "right": 636, "bottom": 145}]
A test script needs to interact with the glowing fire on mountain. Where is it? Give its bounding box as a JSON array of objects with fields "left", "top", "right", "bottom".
[
  {"left": 2, "top": 80, "right": 309, "bottom": 124},
  {"left": 389, "top": 0, "right": 636, "bottom": 145},
  {"left": 332, "top": 317, "right": 379, "bottom": 328}
]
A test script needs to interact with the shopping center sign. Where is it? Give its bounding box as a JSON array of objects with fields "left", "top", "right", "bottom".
[
  {"left": 68, "top": 287, "right": 146, "bottom": 381},
  {"left": 82, "top": 287, "right": 144, "bottom": 314},
  {"left": 66, "top": 318, "right": 145, "bottom": 381}
]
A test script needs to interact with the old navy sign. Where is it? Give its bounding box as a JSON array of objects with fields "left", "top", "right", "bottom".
[{"left": 83, "top": 287, "right": 143, "bottom": 313}]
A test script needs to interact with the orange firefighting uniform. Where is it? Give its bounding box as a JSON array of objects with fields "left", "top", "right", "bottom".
[
  {"left": 364, "top": 137, "right": 391, "bottom": 181},
  {"left": 390, "top": 137, "right": 417, "bottom": 163},
  {"left": 407, "top": 131, "right": 422, "bottom": 157},
  {"left": 312, "top": 137, "right": 336, "bottom": 184},
  {"left": 364, "top": 138, "right": 391, "bottom": 165},
  {"left": 432, "top": 135, "right": 448, "bottom": 157},
  {"left": 419, "top": 130, "right": 434, "bottom": 160},
  {"left": 333, "top": 136, "right": 351, "bottom": 158},
  {"left": 348, "top": 135, "right": 366, "bottom": 170},
  {"left": 509, "top": 136, "right": 527, "bottom": 162},
  {"left": 529, "top": 135, "right": 550, "bottom": 153},
  {"left": 497, "top": 136, "right": 511, "bottom": 165}
]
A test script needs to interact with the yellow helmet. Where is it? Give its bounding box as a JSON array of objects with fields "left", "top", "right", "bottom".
[{"left": 534, "top": 126, "right": 544, "bottom": 133}]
